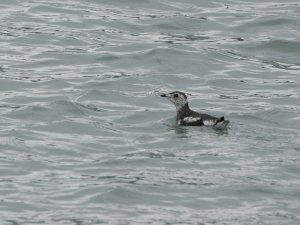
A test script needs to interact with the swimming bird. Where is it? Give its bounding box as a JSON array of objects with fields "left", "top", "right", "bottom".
[{"left": 160, "top": 91, "right": 229, "bottom": 128}]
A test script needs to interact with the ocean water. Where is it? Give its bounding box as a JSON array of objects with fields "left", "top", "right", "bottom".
[{"left": 0, "top": 0, "right": 300, "bottom": 224}]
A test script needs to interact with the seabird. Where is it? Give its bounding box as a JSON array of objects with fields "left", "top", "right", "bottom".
[{"left": 161, "top": 91, "right": 229, "bottom": 128}]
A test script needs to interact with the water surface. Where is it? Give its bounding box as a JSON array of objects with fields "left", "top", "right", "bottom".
[{"left": 0, "top": 0, "right": 300, "bottom": 224}]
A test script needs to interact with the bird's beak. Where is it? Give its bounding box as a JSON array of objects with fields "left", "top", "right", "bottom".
[{"left": 160, "top": 93, "right": 170, "bottom": 98}]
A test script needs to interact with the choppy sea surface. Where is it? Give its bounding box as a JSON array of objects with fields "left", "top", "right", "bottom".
[{"left": 1, "top": 0, "right": 300, "bottom": 224}]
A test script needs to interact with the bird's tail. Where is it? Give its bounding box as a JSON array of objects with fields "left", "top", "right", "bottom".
[{"left": 214, "top": 116, "right": 229, "bottom": 128}]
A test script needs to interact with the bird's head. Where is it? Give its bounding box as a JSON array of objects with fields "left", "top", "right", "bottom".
[{"left": 160, "top": 91, "right": 188, "bottom": 110}]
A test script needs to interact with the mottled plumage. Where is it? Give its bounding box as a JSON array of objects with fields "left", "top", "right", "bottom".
[{"left": 160, "top": 91, "right": 229, "bottom": 128}]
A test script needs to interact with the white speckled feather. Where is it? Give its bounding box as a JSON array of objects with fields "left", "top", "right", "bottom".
[
  {"left": 203, "top": 120, "right": 216, "bottom": 126},
  {"left": 182, "top": 117, "right": 202, "bottom": 123}
]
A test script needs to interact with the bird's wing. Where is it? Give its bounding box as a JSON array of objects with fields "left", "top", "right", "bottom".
[{"left": 179, "top": 109, "right": 229, "bottom": 127}]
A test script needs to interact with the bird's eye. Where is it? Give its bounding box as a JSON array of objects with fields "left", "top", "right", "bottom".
[{"left": 174, "top": 94, "right": 179, "bottom": 98}]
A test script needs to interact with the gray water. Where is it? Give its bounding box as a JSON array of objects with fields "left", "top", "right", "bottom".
[{"left": 1, "top": 0, "right": 300, "bottom": 224}]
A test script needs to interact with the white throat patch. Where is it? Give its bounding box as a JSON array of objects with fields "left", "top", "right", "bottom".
[{"left": 169, "top": 97, "right": 187, "bottom": 111}]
